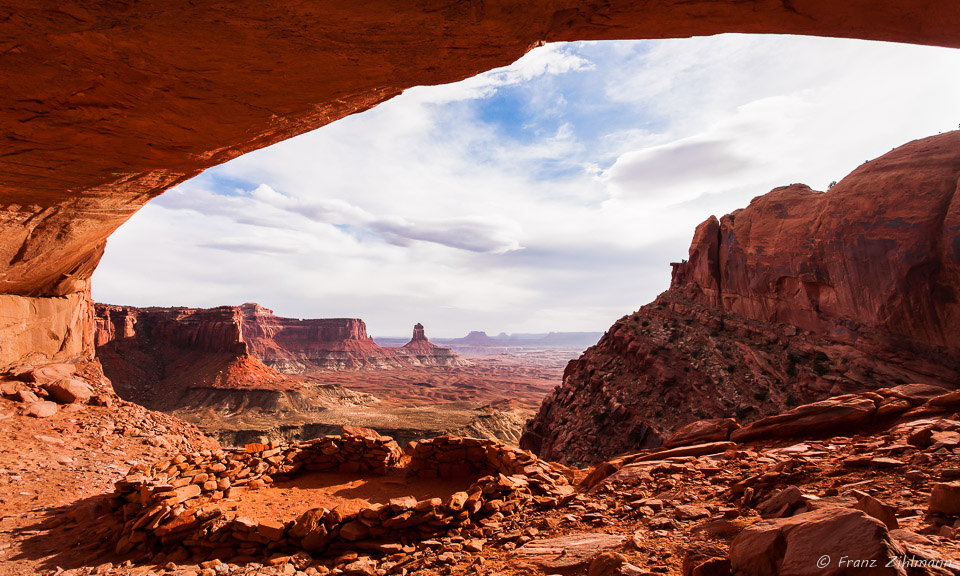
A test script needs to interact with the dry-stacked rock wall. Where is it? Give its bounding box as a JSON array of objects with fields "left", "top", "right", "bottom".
[{"left": 107, "top": 428, "right": 574, "bottom": 561}]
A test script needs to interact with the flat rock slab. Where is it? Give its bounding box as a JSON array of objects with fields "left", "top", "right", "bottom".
[
  {"left": 25, "top": 401, "right": 58, "bottom": 418},
  {"left": 514, "top": 532, "right": 626, "bottom": 569}
]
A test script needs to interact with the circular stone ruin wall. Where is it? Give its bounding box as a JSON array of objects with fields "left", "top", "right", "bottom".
[{"left": 107, "top": 427, "right": 575, "bottom": 563}]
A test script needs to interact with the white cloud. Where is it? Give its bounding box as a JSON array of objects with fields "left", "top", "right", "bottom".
[
  {"left": 94, "top": 35, "right": 960, "bottom": 336},
  {"left": 411, "top": 43, "right": 594, "bottom": 105},
  {"left": 603, "top": 139, "right": 754, "bottom": 206}
]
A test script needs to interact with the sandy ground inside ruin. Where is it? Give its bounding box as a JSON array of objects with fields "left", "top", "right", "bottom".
[{"left": 223, "top": 469, "right": 481, "bottom": 521}]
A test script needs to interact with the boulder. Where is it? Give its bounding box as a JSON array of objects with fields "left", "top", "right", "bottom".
[
  {"left": 0, "top": 381, "right": 20, "bottom": 397},
  {"left": 340, "top": 519, "right": 371, "bottom": 541},
  {"left": 25, "top": 401, "right": 58, "bottom": 418},
  {"left": 665, "top": 419, "right": 740, "bottom": 448},
  {"left": 290, "top": 508, "right": 328, "bottom": 539},
  {"left": 731, "top": 395, "right": 877, "bottom": 443},
  {"left": 257, "top": 519, "right": 285, "bottom": 541},
  {"left": 513, "top": 533, "right": 626, "bottom": 570},
  {"left": 25, "top": 363, "right": 76, "bottom": 385},
  {"left": 851, "top": 491, "right": 899, "bottom": 530},
  {"left": 730, "top": 508, "right": 905, "bottom": 575},
  {"left": 928, "top": 390, "right": 960, "bottom": 409},
  {"left": 588, "top": 551, "right": 628, "bottom": 576},
  {"left": 43, "top": 378, "right": 93, "bottom": 404},
  {"left": 16, "top": 388, "right": 40, "bottom": 404},
  {"left": 683, "top": 543, "right": 731, "bottom": 576},
  {"left": 929, "top": 482, "right": 960, "bottom": 515},
  {"left": 756, "top": 486, "right": 805, "bottom": 518}
]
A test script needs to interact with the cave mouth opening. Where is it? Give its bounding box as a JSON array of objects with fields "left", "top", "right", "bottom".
[{"left": 91, "top": 34, "right": 960, "bottom": 340}]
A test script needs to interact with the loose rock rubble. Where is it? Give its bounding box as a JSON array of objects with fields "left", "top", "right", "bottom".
[{"left": 2, "top": 367, "right": 959, "bottom": 576}]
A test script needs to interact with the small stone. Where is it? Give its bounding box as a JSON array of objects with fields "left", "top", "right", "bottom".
[
  {"left": 258, "top": 519, "right": 286, "bottom": 541},
  {"left": 674, "top": 505, "right": 710, "bottom": 521},
  {"left": 589, "top": 552, "right": 627, "bottom": 576},
  {"left": 929, "top": 482, "right": 960, "bottom": 515}
]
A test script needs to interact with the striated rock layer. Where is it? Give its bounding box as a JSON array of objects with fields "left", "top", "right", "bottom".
[
  {"left": 2, "top": 0, "right": 960, "bottom": 378},
  {"left": 94, "top": 303, "right": 468, "bottom": 404},
  {"left": 236, "top": 303, "right": 402, "bottom": 372},
  {"left": 521, "top": 132, "right": 960, "bottom": 465}
]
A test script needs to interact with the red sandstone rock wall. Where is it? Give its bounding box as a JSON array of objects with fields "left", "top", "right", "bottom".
[
  {"left": 671, "top": 133, "right": 960, "bottom": 348},
  {"left": 521, "top": 133, "right": 960, "bottom": 465},
  {"left": 97, "top": 305, "right": 248, "bottom": 355},
  {"left": 236, "top": 303, "right": 395, "bottom": 371},
  {"left": 95, "top": 303, "right": 393, "bottom": 372},
  {"left": 0, "top": 292, "right": 95, "bottom": 372},
  {"left": 94, "top": 303, "right": 468, "bottom": 380}
]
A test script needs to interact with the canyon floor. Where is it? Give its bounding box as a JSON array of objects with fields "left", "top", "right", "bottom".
[{"left": 171, "top": 351, "right": 568, "bottom": 448}]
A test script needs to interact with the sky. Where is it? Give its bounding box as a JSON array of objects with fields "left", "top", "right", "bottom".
[{"left": 92, "top": 34, "right": 960, "bottom": 337}]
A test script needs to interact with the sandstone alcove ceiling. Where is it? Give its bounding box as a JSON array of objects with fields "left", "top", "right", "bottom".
[{"left": 2, "top": 0, "right": 960, "bottom": 371}]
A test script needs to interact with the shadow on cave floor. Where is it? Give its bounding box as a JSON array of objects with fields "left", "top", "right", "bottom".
[{"left": 4, "top": 493, "right": 133, "bottom": 573}]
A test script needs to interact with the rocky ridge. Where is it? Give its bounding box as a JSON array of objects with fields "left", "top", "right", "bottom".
[{"left": 521, "top": 132, "right": 960, "bottom": 466}]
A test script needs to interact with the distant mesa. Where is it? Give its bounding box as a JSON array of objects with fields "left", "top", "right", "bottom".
[
  {"left": 94, "top": 304, "right": 470, "bottom": 412},
  {"left": 422, "top": 330, "right": 604, "bottom": 354},
  {"left": 392, "top": 323, "right": 470, "bottom": 367}
]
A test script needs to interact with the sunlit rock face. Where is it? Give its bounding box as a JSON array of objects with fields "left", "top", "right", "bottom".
[
  {"left": 672, "top": 132, "right": 960, "bottom": 349},
  {"left": 2, "top": 0, "right": 959, "bottom": 371},
  {"left": 521, "top": 132, "right": 960, "bottom": 465},
  {"left": 95, "top": 303, "right": 398, "bottom": 374}
]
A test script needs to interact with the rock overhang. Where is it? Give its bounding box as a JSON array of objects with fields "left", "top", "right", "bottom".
[{"left": 2, "top": 0, "right": 960, "bottom": 371}]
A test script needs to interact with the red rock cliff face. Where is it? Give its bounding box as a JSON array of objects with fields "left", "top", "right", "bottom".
[
  {"left": 97, "top": 305, "right": 248, "bottom": 355},
  {"left": 95, "top": 303, "right": 400, "bottom": 373},
  {"left": 521, "top": 132, "right": 960, "bottom": 466},
  {"left": 237, "top": 303, "right": 400, "bottom": 371},
  {"left": 672, "top": 133, "right": 960, "bottom": 348},
  {"left": 2, "top": 1, "right": 960, "bottom": 375}
]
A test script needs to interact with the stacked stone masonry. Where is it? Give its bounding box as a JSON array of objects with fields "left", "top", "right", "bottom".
[{"left": 107, "top": 428, "right": 575, "bottom": 563}]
